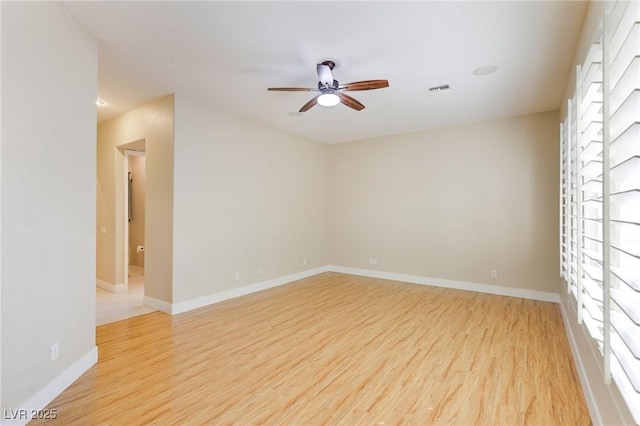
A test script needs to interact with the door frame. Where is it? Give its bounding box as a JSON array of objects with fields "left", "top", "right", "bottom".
[{"left": 123, "top": 149, "right": 146, "bottom": 288}]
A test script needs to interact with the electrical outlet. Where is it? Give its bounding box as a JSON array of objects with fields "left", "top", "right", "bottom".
[
  {"left": 303, "top": 258, "right": 307, "bottom": 265},
  {"left": 100, "top": 226, "right": 107, "bottom": 234},
  {"left": 491, "top": 270, "right": 498, "bottom": 278},
  {"left": 257, "top": 267, "right": 262, "bottom": 275},
  {"left": 50, "top": 343, "right": 59, "bottom": 362},
  {"left": 235, "top": 272, "right": 240, "bottom": 280},
  {"left": 369, "top": 257, "right": 378, "bottom": 265}
]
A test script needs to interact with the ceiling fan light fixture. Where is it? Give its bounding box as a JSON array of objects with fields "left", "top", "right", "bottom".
[{"left": 317, "top": 92, "right": 340, "bottom": 107}]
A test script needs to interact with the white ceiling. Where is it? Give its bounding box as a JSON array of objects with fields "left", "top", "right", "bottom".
[{"left": 65, "top": 1, "right": 588, "bottom": 144}]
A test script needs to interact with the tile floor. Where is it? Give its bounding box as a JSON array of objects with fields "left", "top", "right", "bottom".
[{"left": 96, "top": 271, "right": 156, "bottom": 326}]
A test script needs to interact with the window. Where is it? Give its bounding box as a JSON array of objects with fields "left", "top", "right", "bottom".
[{"left": 560, "top": 1, "right": 639, "bottom": 423}]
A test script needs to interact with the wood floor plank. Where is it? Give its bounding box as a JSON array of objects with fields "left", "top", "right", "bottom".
[{"left": 33, "top": 272, "right": 591, "bottom": 425}]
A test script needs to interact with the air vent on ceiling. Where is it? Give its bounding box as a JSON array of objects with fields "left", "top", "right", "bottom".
[{"left": 428, "top": 84, "right": 451, "bottom": 93}]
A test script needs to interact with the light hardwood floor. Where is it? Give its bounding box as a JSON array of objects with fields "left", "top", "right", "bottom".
[{"left": 36, "top": 272, "right": 591, "bottom": 425}]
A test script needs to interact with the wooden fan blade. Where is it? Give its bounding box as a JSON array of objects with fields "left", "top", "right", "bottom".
[
  {"left": 268, "top": 87, "right": 316, "bottom": 91},
  {"left": 337, "top": 92, "right": 365, "bottom": 111},
  {"left": 299, "top": 95, "right": 320, "bottom": 112},
  {"left": 339, "top": 79, "right": 389, "bottom": 91}
]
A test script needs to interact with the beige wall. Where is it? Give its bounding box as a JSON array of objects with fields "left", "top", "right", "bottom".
[
  {"left": 135, "top": 96, "right": 562, "bottom": 302},
  {"left": 328, "top": 112, "right": 562, "bottom": 293},
  {"left": 128, "top": 155, "right": 146, "bottom": 269},
  {"left": 97, "top": 95, "right": 174, "bottom": 303},
  {"left": 172, "top": 95, "right": 330, "bottom": 303},
  {"left": 1, "top": 1, "right": 97, "bottom": 411}
]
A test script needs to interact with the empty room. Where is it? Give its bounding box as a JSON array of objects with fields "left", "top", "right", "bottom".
[{"left": 1, "top": 1, "right": 638, "bottom": 425}]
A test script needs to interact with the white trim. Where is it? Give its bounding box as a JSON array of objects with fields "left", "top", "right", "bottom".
[
  {"left": 124, "top": 149, "right": 145, "bottom": 157},
  {"left": 142, "top": 295, "right": 173, "bottom": 314},
  {"left": 155, "top": 265, "right": 561, "bottom": 316},
  {"left": 559, "top": 300, "right": 603, "bottom": 425},
  {"left": 170, "top": 266, "right": 330, "bottom": 315},
  {"left": 2, "top": 347, "right": 98, "bottom": 426},
  {"left": 327, "top": 265, "right": 561, "bottom": 303},
  {"left": 96, "top": 279, "right": 127, "bottom": 294}
]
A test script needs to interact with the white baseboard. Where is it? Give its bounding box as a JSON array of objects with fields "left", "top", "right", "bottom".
[
  {"left": 150, "top": 265, "right": 560, "bottom": 317},
  {"left": 2, "top": 347, "right": 98, "bottom": 426},
  {"left": 143, "top": 295, "right": 173, "bottom": 314},
  {"left": 96, "top": 279, "right": 127, "bottom": 294},
  {"left": 170, "top": 266, "right": 330, "bottom": 315},
  {"left": 327, "top": 265, "right": 561, "bottom": 303},
  {"left": 559, "top": 301, "right": 602, "bottom": 425}
]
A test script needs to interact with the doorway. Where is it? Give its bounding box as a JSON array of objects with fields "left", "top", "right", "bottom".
[
  {"left": 96, "top": 148, "right": 155, "bottom": 325},
  {"left": 126, "top": 150, "right": 145, "bottom": 282}
]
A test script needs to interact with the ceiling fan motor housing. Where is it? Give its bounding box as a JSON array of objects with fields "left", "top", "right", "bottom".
[
  {"left": 321, "top": 60, "right": 336, "bottom": 70},
  {"left": 318, "top": 79, "right": 340, "bottom": 91}
]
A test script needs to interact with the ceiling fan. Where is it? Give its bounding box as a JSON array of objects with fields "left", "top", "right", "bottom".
[{"left": 268, "top": 60, "right": 389, "bottom": 112}]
